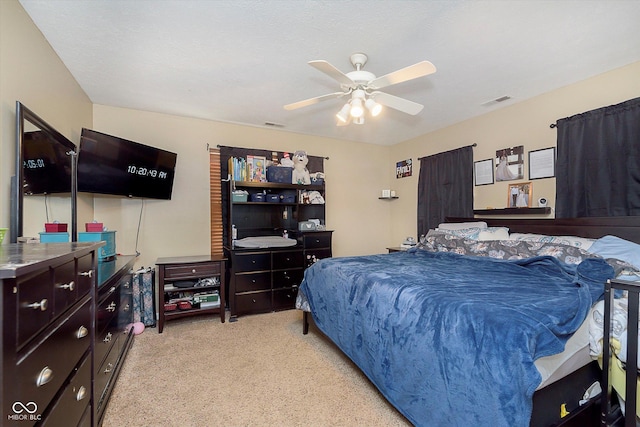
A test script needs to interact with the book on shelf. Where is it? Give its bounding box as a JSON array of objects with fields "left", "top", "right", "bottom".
[{"left": 247, "top": 155, "right": 266, "bottom": 182}]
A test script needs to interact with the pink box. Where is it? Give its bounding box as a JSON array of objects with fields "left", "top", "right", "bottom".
[
  {"left": 45, "top": 223, "right": 67, "bottom": 232},
  {"left": 85, "top": 223, "right": 104, "bottom": 232}
]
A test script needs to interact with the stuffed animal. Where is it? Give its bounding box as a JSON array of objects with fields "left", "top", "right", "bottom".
[{"left": 292, "top": 150, "right": 312, "bottom": 184}]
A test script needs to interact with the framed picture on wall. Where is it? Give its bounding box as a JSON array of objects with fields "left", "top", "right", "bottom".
[
  {"left": 507, "top": 182, "right": 533, "bottom": 208},
  {"left": 474, "top": 159, "right": 494, "bottom": 186},
  {"left": 495, "top": 146, "right": 524, "bottom": 182},
  {"left": 528, "top": 147, "right": 556, "bottom": 180}
]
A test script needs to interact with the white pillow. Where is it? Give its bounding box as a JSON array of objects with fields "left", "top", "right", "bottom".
[
  {"left": 478, "top": 227, "right": 510, "bottom": 241},
  {"left": 509, "top": 233, "right": 595, "bottom": 250},
  {"left": 437, "top": 221, "right": 488, "bottom": 231}
]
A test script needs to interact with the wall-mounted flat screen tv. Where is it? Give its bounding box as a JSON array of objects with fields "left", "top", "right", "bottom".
[
  {"left": 22, "top": 129, "right": 74, "bottom": 195},
  {"left": 77, "top": 128, "right": 177, "bottom": 200}
]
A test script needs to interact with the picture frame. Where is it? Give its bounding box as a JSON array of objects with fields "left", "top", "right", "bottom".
[
  {"left": 495, "top": 145, "right": 524, "bottom": 182},
  {"left": 474, "top": 159, "right": 494, "bottom": 186},
  {"left": 528, "top": 147, "right": 556, "bottom": 180},
  {"left": 507, "top": 182, "right": 533, "bottom": 208}
]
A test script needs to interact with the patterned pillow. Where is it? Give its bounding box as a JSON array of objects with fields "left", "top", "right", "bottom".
[
  {"left": 433, "top": 227, "right": 483, "bottom": 240},
  {"left": 509, "top": 233, "right": 595, "bottom": 250},
  {"left": 478, "top": 227, "right": 510, "bottom": 241}
]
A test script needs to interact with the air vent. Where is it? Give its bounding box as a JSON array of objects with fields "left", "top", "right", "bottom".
[
  {"left": 264, "top": 122, "right": 285, "bottom": 128},
  {"left": 481, "top": 96, "right": 512, "bottom": 107}
]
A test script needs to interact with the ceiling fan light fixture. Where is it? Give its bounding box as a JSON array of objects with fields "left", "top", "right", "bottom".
[
  {"left": 365, "top": 98, "right": 382, "bottom": 117},
  {"left": 336, "top": 103, "right": 351, "bottom": 123},
  {"left": 350, "top": 97, "right": 364, "bottom": 118},
  {"left": 353, "top": 117, "right": 365, "bottom": 125}
]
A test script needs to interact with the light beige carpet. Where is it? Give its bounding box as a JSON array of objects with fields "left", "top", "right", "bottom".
[{"left": 102, "top": 310, "right": 411, "bottom": 427}]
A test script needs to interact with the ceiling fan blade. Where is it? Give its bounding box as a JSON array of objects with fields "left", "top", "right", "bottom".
[
  {"left": 284, "top": 92, "right": 345, "bottom": 110},
  {"left": 309, "top": 60, "right": 354, "bottom": 86},
  {"left": 368, "top": 61, "right": 436, "bottom": 89},
  {"left": 372, "top": 92, "right": 424, "bottom": 115}
]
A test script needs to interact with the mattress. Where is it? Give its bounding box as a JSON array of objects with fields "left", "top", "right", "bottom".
[{"left": 535, "top": 308, "right": 593, "bottom": 390}]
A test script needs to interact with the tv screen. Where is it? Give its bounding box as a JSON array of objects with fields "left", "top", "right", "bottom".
[
  {"left": 23, "top": 130, "right": 74, "bottom": 195},
  {"left": 78, "top": 128, "right": 177, "bottom": 200}
]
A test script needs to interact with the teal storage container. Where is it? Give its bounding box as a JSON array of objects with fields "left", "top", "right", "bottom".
[
  {"left": 39, "top": 232, "right": 70, "bottom": 243},
  {"left": 78, "top": 231, "right": 116, "bottom": 260}
]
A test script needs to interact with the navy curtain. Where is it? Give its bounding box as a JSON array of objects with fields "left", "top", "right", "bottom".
[
  {"left": 417, "top": 146, "right": 473, "bottom": 236},
  {"left": 555, "top": 97, "right": 640, "bottom": 217}
]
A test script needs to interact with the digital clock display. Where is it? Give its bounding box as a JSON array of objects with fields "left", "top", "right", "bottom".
[{"left": 78, "top": 128, "right": 177, "bottom": 200}]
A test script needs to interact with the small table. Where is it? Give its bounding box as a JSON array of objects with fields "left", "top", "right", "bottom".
[{"left": 156, "top": 255, "right": 226, "bottom": 333}]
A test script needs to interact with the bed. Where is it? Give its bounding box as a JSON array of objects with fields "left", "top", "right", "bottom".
[{"left": 296, "top": 216, "right": 640, "bottom": 427}]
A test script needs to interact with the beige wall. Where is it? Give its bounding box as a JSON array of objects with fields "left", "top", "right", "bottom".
[
  {"left": 3, "top": 0, "right": 640, "bottom": 268},
  {"left": 0, "top": 0, "right": 93, "bottom": 240},
  {"left": 92, "top": 105, "right": 391, "bottom": 268},
  {"left": 389, "top": 61, "right": 640, "bottom": 242}
]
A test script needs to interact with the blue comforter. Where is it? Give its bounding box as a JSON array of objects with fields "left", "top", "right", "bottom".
[{"left": 299, "top": 250, "right": 613, "bottom": 426}]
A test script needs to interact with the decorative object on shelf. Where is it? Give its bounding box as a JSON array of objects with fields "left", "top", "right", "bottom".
[
  {"left": 507, "top": 182, "right": 533, "bottom": 208},
  {"left": 538, "top": 197, "right": 548, "bottom": 208},
  {"left": 528, "top": 147, "right": 556, "bottom": 180},
  {"left": 247, "top": 155, "right": 267, "bottom": 182},
  {"left": 401, "top": 237, "right": 417, "bottom": 249},
  {"left": 474, "top": 158, "right": 494, "bottom": 186},
  {"left": 495, "top": 146, "right": 524, "bottom": 182},
  {"left": 291, "top": 150, "right": 325, "bottom": 185}
]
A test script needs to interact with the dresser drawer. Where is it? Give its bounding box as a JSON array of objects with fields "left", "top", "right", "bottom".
[
  {"left": 303, "top": 232, "right": 332, "bottom": 249},
  {"left": 17, "top": 269, "right": 54, "bottom": 348},
  {"left": 76, "top": 253, "right": 94, "bottom": 297},
  {"left": 163, "top": 262, "right": 220, "bottom": 280},
  {"left": 40, "top": 353, "right": 91, "bottom": 427},
  {"left": 272, "top": 250, "right": 304, "bottom": 269},
  {"left": 272, "top": 268, "right": 304, "bottom": 289},
  {"left": 273, "top": 287, "right": 298, "bottom": 311},
  {"left": 235, "top": 291, "right": 272, "bottom": 315},
  {"left": 233, "top": 253, "right": 270, "bottom": 272},
  {"left": 234, "top": 272, "right": 271, "bottom": 293},
  {"left": 95, "top": 337, "right": 121, "bottom": 410},
  {"left": 15, "top": 298, "right": 91, "bottom": 415},
  {"left": 53, "top": 260, "right": 77, "bottom": 316}
]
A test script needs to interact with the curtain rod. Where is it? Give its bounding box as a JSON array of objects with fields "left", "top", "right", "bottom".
[
  {"left": 418, "top": 143, "right": 476, "bottom": 161},
  {"left": 549, "top": 123, "right": 557, "bottom": 128}
]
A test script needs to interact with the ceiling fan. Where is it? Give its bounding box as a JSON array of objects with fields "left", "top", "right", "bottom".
[{"left": 284, "top": 52, "right": 436, "bottom": 125}]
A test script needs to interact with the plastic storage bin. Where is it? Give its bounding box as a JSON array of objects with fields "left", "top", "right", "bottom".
[
  {"left": 39, "top": 232, "right": 70, "bottom": 243},
  {"left": 78, "top": 231, "right": 116, "bottom": 261},
  {"left": 267, "top": 166, "right": 293, "bottom": 183},
  {"left": 45, "top": 223, "right": 68, "bottom": 232},
  {"left": 250, "top": 193, "right": 265, "bottom": 202}
]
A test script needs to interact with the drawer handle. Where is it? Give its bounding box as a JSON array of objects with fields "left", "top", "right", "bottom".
[
  {"left": 252, "top": 260, "right": 256, "bottom": 264},
  {"left": 123, "top": 303, "right": 130, "bottom": 312},
  {"left": 80, "top": 270, "right": 93, "bottom": 278},
  {"left": 75, "top": 386, "right": 87, "bottom": 401},
  {"left": 36, "top": 366, "right": 53, "bottom": 387},
  {"left": 103, "top": 332, "right": 112, "bottom": 343},
  {"left": 192, "top": 268, "right": 197, "bottom": 273},
  {"left": 286, "top": 257, "right": 291, "bottom": 261},
  {"left": 76, "top": 325, "right": 89, "bottom": 339},
  {"left": 58, "top": 280, "right": 75, "bottom": 291},
  {"left": 27, "top": 298, "right": 48, "bottom": 311},
  {"left": 251, "top": 279, "right": 256, "bottom": 283},
  {"left": 104, "top": 363, "right": 114, "bottom": 374},
  {"left": 106, "top": 302, "right": 117, "bottom": 312},
  {"left": 252, "top": 299, "right": 256, "bottom": 303}
]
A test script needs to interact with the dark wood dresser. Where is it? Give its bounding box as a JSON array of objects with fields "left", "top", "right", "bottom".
[
  {"left": 1, "top": 243, "right": 137, "bottom": 427},
  {"left": 228, "top": 230, "right": 332, "bottom": 320},
  {"left": 1, "top": 243, "right": 100, "bottom": 426}
]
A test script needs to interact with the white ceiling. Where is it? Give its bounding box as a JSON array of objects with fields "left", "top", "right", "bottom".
[{"left": 18, "top": 0, "right": 640, "bottom": 146}]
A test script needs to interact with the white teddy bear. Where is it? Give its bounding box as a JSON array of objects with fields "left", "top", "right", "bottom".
[
  {"left": 291, "top": 150, "right": 325, "bottom": 185},
  {"left": 291, "top": 150, "right": 311, "bottom": 184}
]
